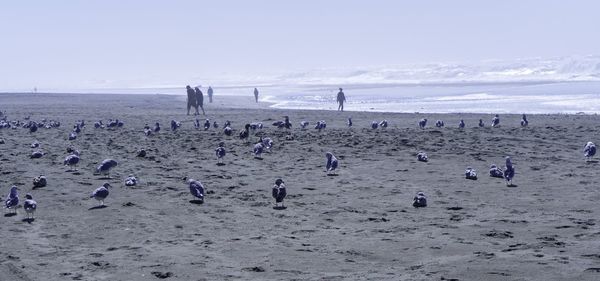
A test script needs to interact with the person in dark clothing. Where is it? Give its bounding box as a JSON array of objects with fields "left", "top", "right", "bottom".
[
  {"left": 186, "top": 85, "right": 198, "bottom": 115},
  {"left": 207, "top": 86, "right": 214, "bottom": 103},
  {"left": 194, "top": 87, "right": 205, "bottom": 115},
  {"left": 254, "top": 87, "right": 259, "bottom": 103},
  {"left": 337, "top": 88, "right": 346, "bottom": 112}
]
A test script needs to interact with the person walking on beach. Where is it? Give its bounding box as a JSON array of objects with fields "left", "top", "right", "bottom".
[
  {"left": 186, "top": 85, "right": 198, "bottom": 115},
  {"left": 337, "top": 88, "right": 346, "bottom": 112},
  {"left": 195, "top": 87, "right": 205, "bottom": 115},
  {"left": 254, "top": 87, "right": 259, "bottom": 103},
  {"left": 207, "top": 86, "right": 214, "bottom": 103}
]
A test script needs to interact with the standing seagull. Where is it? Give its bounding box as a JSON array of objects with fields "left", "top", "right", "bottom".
[
  {"left": 435, "top": 120, "right": 444, "bottom": 128},
  {"left": 154, "top": 122, "right": 161, "bottom": 132},
  {"left": 492, "top": 114, "right": 500, "bottom": 127},
  {"left": 215, "top": 142, "right": 226, "bottom": 165},
  {"left": 300, "top": 121, "right": 310, "bottom": 129},
  {"left": 379, "top": 120, "right": 388, "bottom": 129},
  {"left": 23, "top": 193, "right": 37, "bottom": 220},
  {"left": 272, "top": 179, "right": 287, "bottom": 209},
  {"left": 188, "top": 179, "right": 205, "bottom": 203},
  {"left": 223, "top": 126, "right": 233, "bottom": 136},
  {"left": 521, "top": 114, "right": 528, "bottom": 127},
  {"left": 347, "top": 117, "right": 353, "bottom": 127},
  {"left": 504, "top": 157, "right": 515, "bottom": 186},
  {"left": 253, "top": 142, "right": 264, "bottom": 159},
  {"left": 325, "top": 152, "right": 339, "bottom": 175},
  {"left": 90, "top": 183, "right": 111, "bottom": 206},
  {"left": 96, "top": 159, "right": 118, "bottom": 178},
  {"left": 4, "top": 186, "right": 19, "bottom": 215},
  {"left": 194, "top": 119, "right": 200, "bottom": 129},
  {"left": 459, "top": 119, "right": 465, "bottom": 129},
  {"left": 204, "top": 119, "right": 210, "bottom": 130},
  {"left": 64, "top": 153, "right": 80, "bottom": 171},
  {"left": 371, "top": 121, "right": 378, "bottom": 129},
  {"left": 584, "top": 142, "right": 596, "bottom": 162},
  {"left": 419, "top": 118, "right": 427, "bottom": 129},
  {"left": 261, "top": 137, "right": 273, "bottom": 152},
  {"left": 478, "top": 119, "right": 485, "bottom": 127},
  {"left": 239, "top": 124, "right": 250, "bottom": 142}
]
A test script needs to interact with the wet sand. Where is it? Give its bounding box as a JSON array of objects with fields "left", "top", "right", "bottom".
[{"left": 1, "top": 92, "right": 599, "bottom": 280}]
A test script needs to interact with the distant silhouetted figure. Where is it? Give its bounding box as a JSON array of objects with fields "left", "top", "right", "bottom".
[
  {"left": 194, "top": 87, "right": 205, "bottom": 115},
  {"left": 254, "top": 88, "right": 259, "bottom": 103},
  {"left": 207, "top": 86, "right": 214, "bottom": 103},
  {"left": 337, "top": 88, "right": 346, "bottom": 112},
  {"left": 186, "top": 85, "right": 198, "bottom": 115}
]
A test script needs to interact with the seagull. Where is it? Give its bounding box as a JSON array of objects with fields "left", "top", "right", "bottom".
[
  {"left": 492, "top": 114, "right": 500, "bottom": 127},
  {"left": 489, "top": 164, "right": 504, "bottom": 178},
  {"left": 315, "top": 120, "right": 326, "bottom": 131},
  {"left": 435, "top": 120, "right": 444, "bottom": 128},
  {"left": 371, "top": 121, "right": 378, "bottom": 129},
  {"left": 215, "top": 142, "right": 226, "bottom": 164},
  {"left": 253, "top": 142, "right": 264, "bottom": 159},
  {"left": 261, "top": 137, "right": 273, "bottom": 152},
  {"left": 33, "top": 175, "right": 47, "bottom": 188},
  {"left": 239, "top": 124, "right": 250, "bottom": 142},
  {"left": 379, "top": 120, "right": 388, "bottom": 129},
  {"left": 459, "top": 119, "right": 465, "bottom": 129},
  {"left": 31, "top": 150, "right": 44, "bottom": 159},
  {"left": 73, "top": 124, "right": 81, "bottom": 134},
  {"left": 272, "top": 179, "right": 287, "bottom": 208},
  {"left": 29, "top": 122, "right": 38, "bottom": 133},
  {"left": 204, "top": 119, "right": 210, "bottom": 130},
  {"left": 94, "top": 120, "right": 103, "bottom": 128},
  {"left": 417, "top": 151, "right": 428, "bottom": 162},
  {"left": 4, "top": 186, "right": 19, "bottom": 214},
  {"left": 419, "top": 118, "right": 427, "bottom": 129},
  {"left": 478, "top": 119, "right": 485, "bottom": 127},
  {"left": 188, "top": 179, "right": 205, "bottom": 203},
  {"left": 194, "top": 118, "right": 200, "bottom": 129},
  {"left": 465, "top": 167, "right": 477, "bottom": 180},
  {"left": 224, "top": 126, "right": 233, "bottom": 136},
  {"left": 64, "top": 154, "right": 80, "bottom": 171},
  {"left": 96, "top": 159, "right": 118, "bottom": 178},
  {"left": 68, "top": 132, "right": 77, "bottom": 140},
  {"left": 136, "top": 148, "right": 146, "bottom": 157},
  {"left": 90, "top": 183, "right": 111, "bottom": 206},
  {"left": 224, "top": 120, "right": 231, "bottom": 128},
  {"left": 213, "top": 121, "right": 219, "bottom": 129},
  {"left": 325, "top": 152, "right": 338, "bottom": 175},
  {"left": 250, "top": 122, "right": 263, "bottom": 131},
  {"left": 584, "top": 142, "right": 596, "bottom": 162},
  {"left": 154, "top": 122, "right": 161, "bottom": 132},
  {"left": 347, "top": 117, "right": 353, "bottom": 127},
  {"left": 23, "top": 193, "right": 37, "bottom": 220},
  {"left": 170, "top": 120, "right": 180, "bottom": 131},
  {"left": 412, "top": 192, "right": 427, "bottom": 208},
  {"left": 504, "top": 156, "right": 515, "bottom": 186},
  {"left": 31, "top": 141, "right": 40, "bottom": 148},
  {"left": 300, "top": 121, "right": 309, "bottom": 129},
  {"left": 521, "top": 114, "right": 528, "bottom": 127},
  {"left": 125, "top": 175, "right": 138, "bottom": 187}
]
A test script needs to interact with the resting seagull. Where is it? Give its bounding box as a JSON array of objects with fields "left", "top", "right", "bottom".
[
  {"left": 125, "top": 175, "right": 138, "bottom": 187},
  {"left": 96, "top": 159, "right": 118, "bottom": 178},
  {"left": 31, "top": 150, "right": 44, "bottom": 159},
  {"left": 435, "top": 120, "right": 444, "bottom": 128},
  {"left": 584, "top": 142, "right": 596, "bottom": 162},
  {"left": 23, "top": 193, "right": 37, "bottom": 220},
  {"left": 379, "top": 120, "right": 388, "bottom": 129},
  {"left": 419, "top": 118, "right": 427, "bottom": 129},
  {"left": 224, "top": 126, "right": 233, "bottom": 136},
  {"left": 215, "top": 142, "right": 226, "bottom": 165},
  {"left": 417, "top": 151, "right": 428, "bottom": 162},
  {"left": 371, "top": 121, "right": 378, "bottom": 129},
  {"left": 33, "top": 175, "right": 47, "bottom": 188},
  {"left": 325, "top": 152, "right": 339, "bottom": 175},
  {"left": 504, "top": 156, "right": 515, "bottom": 186},
  {"left": 188, "top": 179, "right": 205, "bottom": 203},
  {"left": 465, "top": 167, "right": 477, "bottom": 180},
  {"left": 5, "top": 186, "right": 19, "bottom": 215},
  {"left": 90, "top": 183, "right": 111, "bottom": 206},
  {"left": 300, "top": 121, "right": 309, "bottom": 129},
  {"left": 272, "top": 179, "right": 287, "bottom": 209},
  {"left": 412, "top": 192, "right": 427, "bottom": 208},
  {"left": 489, "top": 164, "right": 504, "bottom": 178},
  {"left": 261, "top": 137, "right": 273, "bottom": 152}
]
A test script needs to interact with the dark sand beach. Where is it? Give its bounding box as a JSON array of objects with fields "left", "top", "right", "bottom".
[{"left": 1, "top": 93, "right": 600, "bottom": 280}]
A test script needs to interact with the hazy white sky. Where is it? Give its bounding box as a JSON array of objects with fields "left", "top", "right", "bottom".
[{"left": 1, "top": 0, "right": 599, "bottom": 90}]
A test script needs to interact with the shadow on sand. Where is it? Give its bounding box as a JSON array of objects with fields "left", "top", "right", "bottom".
[
  {"left": 22, "top": 218, "right": 35, "bottom": 223},
  {"left": 189, "top": 199, "right": 204, "bottom": 205},
  {"left": 273, "top": 206, "right": 287, "bottom": 210},
  {"left": 4, "top": 213, "right": 17, "bottom": 217},
  {"left": 88, "top": 205, "right": 108, "bottom": 210}
]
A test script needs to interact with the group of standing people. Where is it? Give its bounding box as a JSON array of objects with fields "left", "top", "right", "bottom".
[{"left": 186, "top": 85, "right": 214, "bottom": 115}]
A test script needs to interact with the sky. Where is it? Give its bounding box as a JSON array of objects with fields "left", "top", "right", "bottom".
[{"left": 1, "top": 0, "right": 599, "bottom": 91}]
